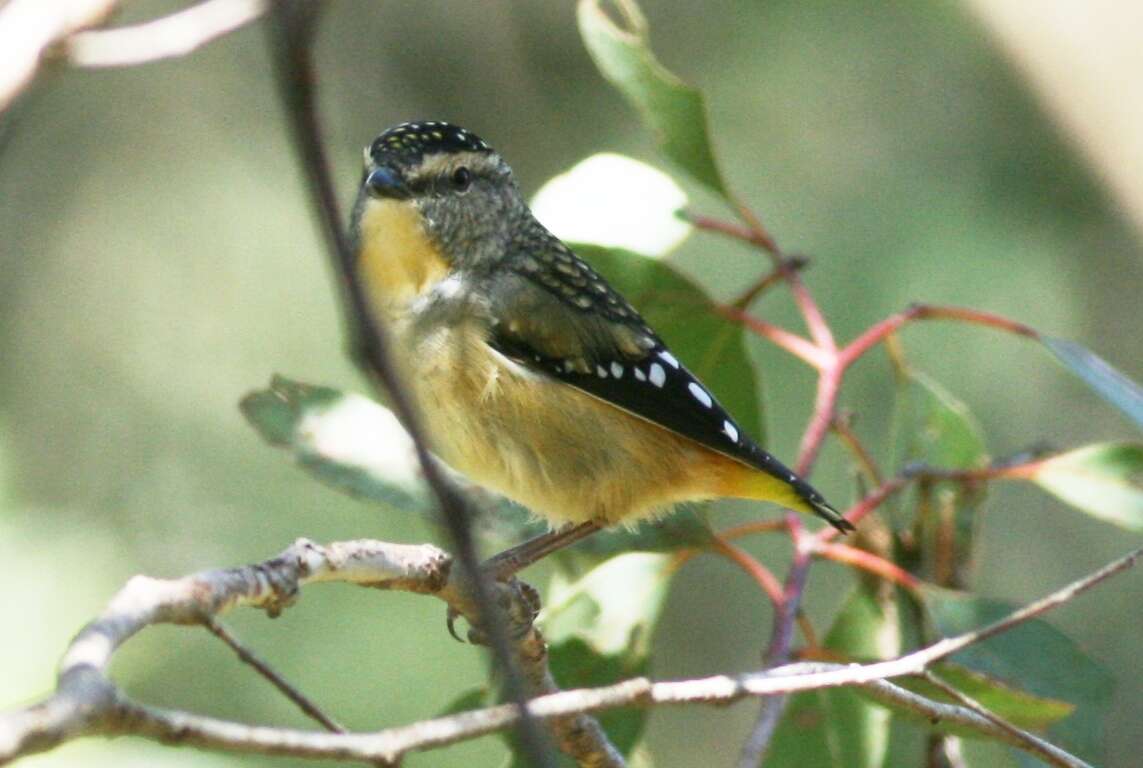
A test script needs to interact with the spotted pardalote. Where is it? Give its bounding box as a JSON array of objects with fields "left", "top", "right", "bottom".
[{"left": 350, "top": 120, "right": 854, "bottom": 544}]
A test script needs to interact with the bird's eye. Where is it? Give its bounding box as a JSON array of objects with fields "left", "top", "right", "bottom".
[{"left": 450, "top": 166, "right": 472, "bottom": 192}]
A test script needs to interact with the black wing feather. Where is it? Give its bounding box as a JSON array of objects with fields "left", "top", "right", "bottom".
[{"left": 485, "top": 227, "right": 851, "bottom": 532}]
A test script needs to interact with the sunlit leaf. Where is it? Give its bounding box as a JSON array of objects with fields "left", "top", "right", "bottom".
[
  {"left": 768, "top": 585, "right": 903, "bottom": 768},
  {"left": 540, "top": 553, "right": 676, "bottom": 756},
  {"left": 577, "top": 0, "right": 728, "bottom": 196},
  {"left": 924, "top": 587, "right": 1113, "bottom": 763},
  {"left": 1044, "top": 337, "right": 1143, "bottom": 429},
  {"left": 1029, "top": 442, "right": 1143, "bottom": 531},
  {"left": 574, "top": 243, "right": 764, "bottom": 444},
  {"left": 240, "top": 376, "right": 430, "bottom": 513},
  {"left": 531, "top": 153, "right": 691, "bottom": 257}
]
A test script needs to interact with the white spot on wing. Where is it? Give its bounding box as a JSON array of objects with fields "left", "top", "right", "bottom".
[
  {"left": 658, "top": 350, "right": 680, "bottom": 368},
  {"left": 723, "top": 420, "right": 739, "bottom": 442},
  {"left": 649, "top": 363, "right": 666, "bottom": 387},
  {"left": 688, "top": 382, "right": 713, "bottom": 408},
  {"left": 610, "top": 362, "right": 623, "bottom": 378},
  {"left": 634, "top": 367, "right": 646, "bottom": 381},
  {"left": 596, "top": 365, "right": 608, "bottom": 378}
]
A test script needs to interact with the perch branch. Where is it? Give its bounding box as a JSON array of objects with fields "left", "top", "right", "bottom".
[
  {"left": 3, "top": 542, "right": 1132, "bottom": 766},
  {"left": 0, "top": 538, "right": 623, "bottom": 767}
]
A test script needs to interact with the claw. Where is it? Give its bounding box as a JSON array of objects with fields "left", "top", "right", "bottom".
[{"left": 446, "top": 607, "right": 466, "bottom": 643}]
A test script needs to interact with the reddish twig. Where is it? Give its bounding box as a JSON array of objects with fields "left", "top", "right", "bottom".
[
  {"left": 716, "top": 306, "right": 827, "bottom": 368},
  {"left": 717, "top": 518, "right": 789, "bottom": 542},
  {"left": 817, "top": 477, "right": 909, "bottom": 543},
  {"left": 711, "top": 535, "right": 785, "bottom": 606},
  {"left": 812, "top": 542, "right": 922, "bottom": 592},
  {"left": 840, "top": 303, "right": 1039, "bottom": 369}
]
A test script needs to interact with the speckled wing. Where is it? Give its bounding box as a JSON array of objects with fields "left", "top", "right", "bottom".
[{"left": 485, "top": 238, "right": 803, "bottom": 491}]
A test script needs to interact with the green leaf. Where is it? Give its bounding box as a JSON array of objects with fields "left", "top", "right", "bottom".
[
  {"left": 573, "top": 243, "right": 764, "bottom": 444},
  {"left": 1029, "top": 442, "right": 1143, "bottom": 531},
  {"left": 892, "top": 371, "right": 988, "bottom": 472},
  {"left": 893, "top": 663, "right": 1074, "bottom": 732},
  {"left": 577, "top": 0, "right": 728, "bottom": 196},
  {"left": 1044, "top": 336, "right": 1143, "bottom": 429},
  {"left": 240, "top": 375, "right": 431, "bottom": 514},
  {"left": 768, "top": 584, "right": 903, "bottom": 768},
  {"left": 924, "top": 588, "right": 1114, "bottom": 763},
  {"left": 888, "top": 370, "right": 988, "bottom": 582},
  {"left": 539, "top": 553, "right": 675, "bottom": 756}
]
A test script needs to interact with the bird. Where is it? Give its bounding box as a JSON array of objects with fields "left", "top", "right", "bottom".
[{"left": 350, "top": 120, "right": 853, "bottom": 573}]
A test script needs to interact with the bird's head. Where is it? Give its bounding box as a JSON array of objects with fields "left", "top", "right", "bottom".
[{"left": 355, "top": 121, "right": 526, "bottom": 271}]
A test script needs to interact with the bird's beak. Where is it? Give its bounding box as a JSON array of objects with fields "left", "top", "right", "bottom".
[{"left": 365, "top": 165, "right": 410, "bottom": 200}]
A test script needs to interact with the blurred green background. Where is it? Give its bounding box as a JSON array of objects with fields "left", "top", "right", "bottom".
[{"left": 1, "top": 1, "right": 1139, "bottom": 766}]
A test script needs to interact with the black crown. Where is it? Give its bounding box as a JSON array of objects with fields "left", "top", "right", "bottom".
[{"left": 369, "top": 121, "right": 491, "bottom": 162}]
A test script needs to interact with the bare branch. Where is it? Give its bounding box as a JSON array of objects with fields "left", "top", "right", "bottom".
[
  {"left": 204, "top": 620, "right": 346, "bottom": 734},
  {"left": 920, "top": 672, "right": 1091, "bottom": 768},
  {"left": 261, "top": 4, "right": 561, "bottom": 763},
  {"left": 7, "top": 542, "right": 1129, "bottom": 765},
  {"left": 0, "top": 538, "right": 624, "bottom": 767},
  {"left": 0, "top": 0, "right": 120, "bottom": 113},
  {"left": 66, "top": 0, "right": 270, "bottom": 69}
]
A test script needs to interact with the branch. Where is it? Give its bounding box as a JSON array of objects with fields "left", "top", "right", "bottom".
[
  {"left": 66, "top": 0, "right": 270, "bottom": 68},
  {"left": 261, "top": 4, "right": 557, "bottom": 765},
  {"left": 0, "top": 538, "right": 623, "bottom": 767},
  {"left": 6, "top": 543, "right": 1133, "bottom": 766},
  {"left": 920, "top": 672, "right": 1092, "bottom": 768},
  {"left": 0, "top": 0, "right": 120, "bottom": 113}
]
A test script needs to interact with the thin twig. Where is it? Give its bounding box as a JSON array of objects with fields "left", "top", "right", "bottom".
[
  {"left": 812, "top": 542, "right": 922, "bottom": 592},
  {"left": 261, "top": 4, "right": 557, "bottom": 765},
  {"left": 840, "top": 303, "right": 1039, "bottom": 369},
  {"left": 711, "top": 535, "right": 784, "bottom": 605},
  {"left": 920, "top": 672, "right": 1092, "bottom": 768},
  {"left": 716, "top": 305, "right": 827, "bottom": 368},
  {"left": 205, "top": 620, "right": 346, "bottom": 734},
  {"left": 832, "top": 412, "right": 884, "bottom": 486}
]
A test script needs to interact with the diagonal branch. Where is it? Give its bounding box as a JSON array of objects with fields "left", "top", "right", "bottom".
[{"left": 261, "top": 4, "right": 557, "bottom": 765}]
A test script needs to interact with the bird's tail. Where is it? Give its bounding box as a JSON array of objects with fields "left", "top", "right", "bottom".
[{"left": 721, "top": 462, "right": 855, "bottom": 533}]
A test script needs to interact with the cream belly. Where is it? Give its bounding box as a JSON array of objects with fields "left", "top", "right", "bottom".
[{"left": 395, "top": 319, "right": 719, "bottom": 526}]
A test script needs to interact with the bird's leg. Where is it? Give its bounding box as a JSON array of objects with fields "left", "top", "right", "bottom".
[
  {"left": 484, "top": 520, "right": 602, "bottom": 580},
  {"left": 446, "top": 521, "right": 602, "bottom": 643}
]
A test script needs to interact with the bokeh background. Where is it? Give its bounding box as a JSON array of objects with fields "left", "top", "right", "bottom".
[{"left": 1, "top": 1, "right": 1140, "bottom": 766}]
